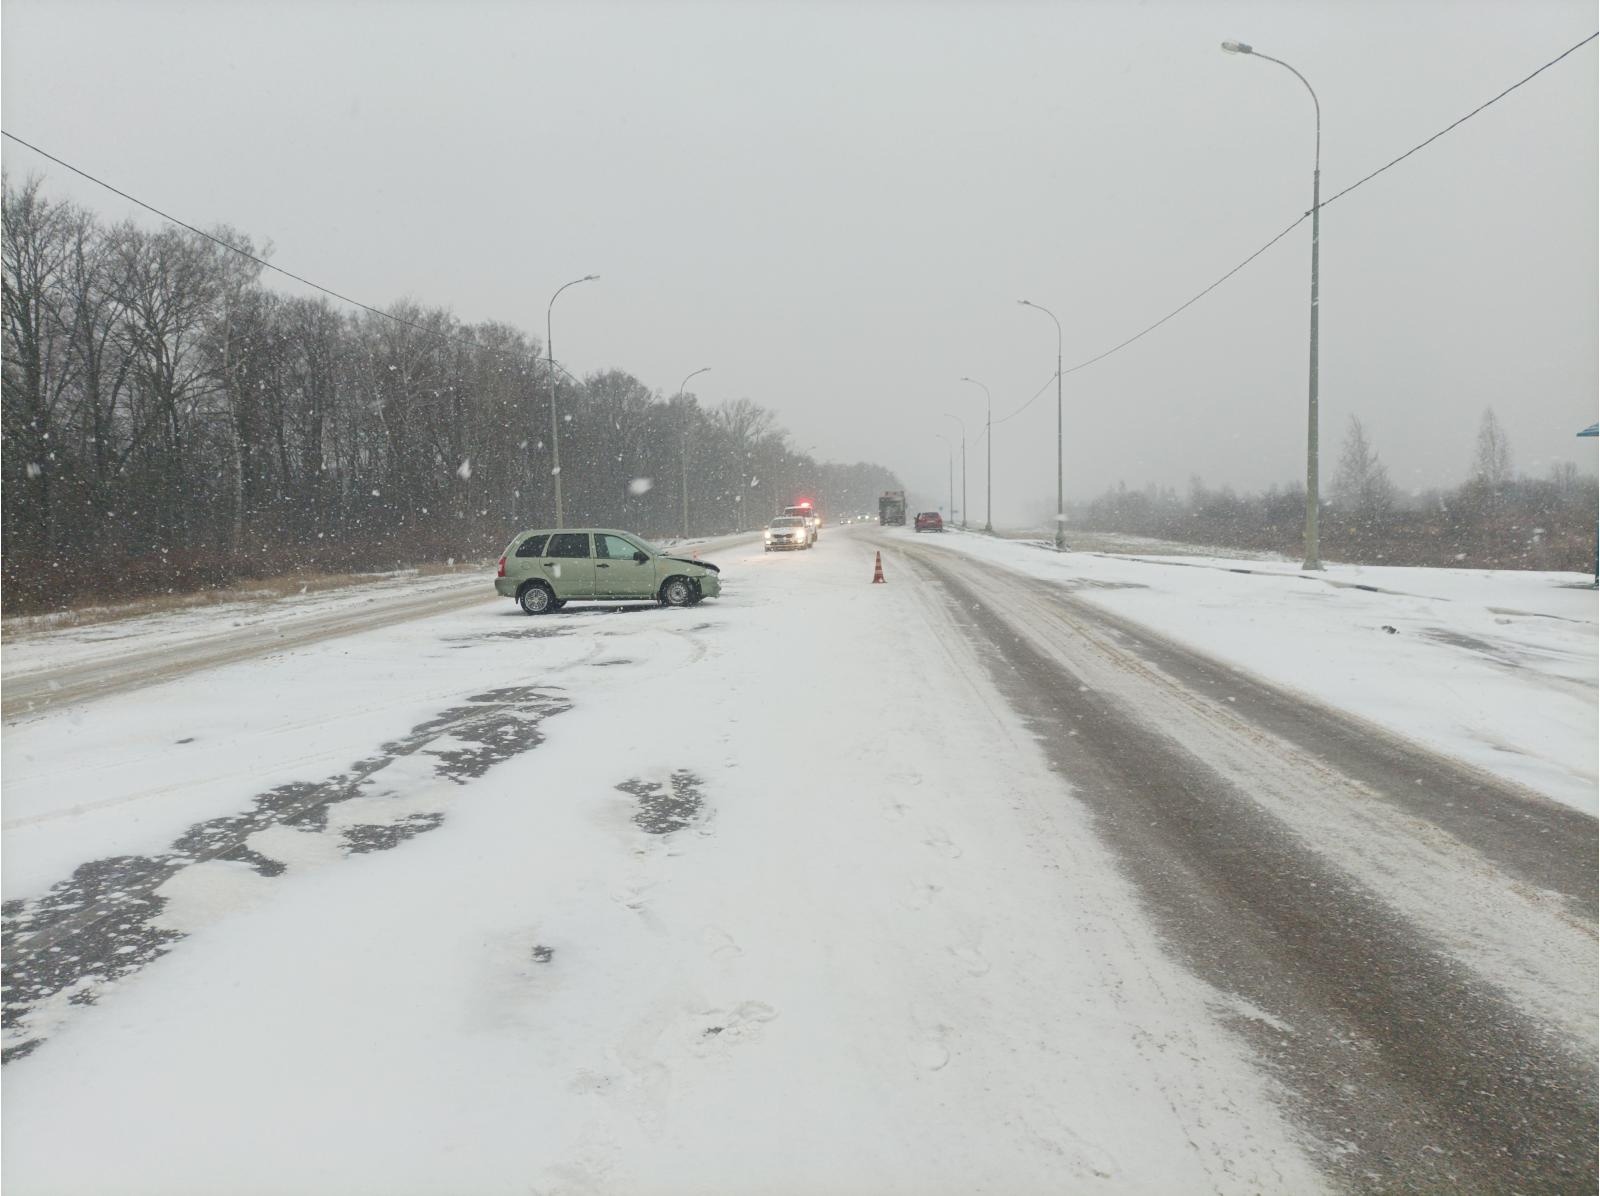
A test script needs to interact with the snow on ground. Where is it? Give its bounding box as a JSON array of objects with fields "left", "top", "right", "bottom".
[
  {"left": 0, "top": 534, "right": 749, "bottom": 684},
  {"left": 910, "top": 528, "right": 1598, "bottom": 814},
  {"left": 2, "top": 527, "right": 1324, "bottom": 1194},
  {"left": 0, "top": 569, "right": 487, "bottom": 680}
]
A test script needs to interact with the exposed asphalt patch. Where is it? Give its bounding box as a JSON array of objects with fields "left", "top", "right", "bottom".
[
  {"left": 619, "top": 770, "right": 706, "bottom": 835},
  {"left": 451, "top": 625, "right": 576, "bottom": 642},
  {"left": 343, "top": 813, "right": 447, "bottom": 853},
  {"left": 2, "top": 686, "right": 570, "bottom": 1064}
]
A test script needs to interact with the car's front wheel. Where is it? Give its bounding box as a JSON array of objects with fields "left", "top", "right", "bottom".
[
  {"left": 659, "top": 577, "right": 697, "bottom": 607},
  {"left": 518, "top": 581, "right": 557, "bottom": 615}
]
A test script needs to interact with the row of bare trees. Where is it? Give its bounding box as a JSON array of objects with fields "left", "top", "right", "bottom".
[
  {"left": 2, "top": 178, "right": 899, "bottom": 612},
  {"left": 1078, "top": 409, "right": 1596, "bottom": 571}
]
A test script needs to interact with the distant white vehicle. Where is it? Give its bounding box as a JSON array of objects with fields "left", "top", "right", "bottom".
[
  {"left": 764, "top": 516, "right": 811, "bottom": 551},
  {"left": 781, "top": 503, "right": 820, "bottom": 544}
]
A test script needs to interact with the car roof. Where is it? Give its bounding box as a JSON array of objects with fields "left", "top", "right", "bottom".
[{"left": 511, "top": 528, "right": 647, "bottom": 539}]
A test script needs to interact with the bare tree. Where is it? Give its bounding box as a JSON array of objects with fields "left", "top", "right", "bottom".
[
  {"left": 3, "top": 178, "right": 902, "bottom": 610},
  {"left": 1331, "top": 415, "right": 1395, "bottom": 527},
  {"left": 1472, "top": 407, "right": 1514, "bottom": 490},
  {"left": 2, "top": 177, "right": 83, "bottom": 555}
]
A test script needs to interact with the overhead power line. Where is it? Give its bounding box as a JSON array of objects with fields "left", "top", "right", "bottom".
[
  {"left": 988, "top": 29, "right": 1597, "bottom": 427},
  {"left": 0, "top": 129, "right": 544, "bottom": 368},
  {"left": 4, "top": 29, "right": 1594, "bottom": 426},
  {"left": 1322, "top": 30, "right": 1597, "bottom": 208}
]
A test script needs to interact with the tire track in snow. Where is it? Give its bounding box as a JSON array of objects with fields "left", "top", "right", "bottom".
[{"left": 895, "top": 539, "right": 1596, "bottom": 1192}]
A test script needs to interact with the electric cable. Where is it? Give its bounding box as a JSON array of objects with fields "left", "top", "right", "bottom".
[
  {"left": 5, "top": 29, "right": 1593, "bottom": 427},
  {"left": 986, "top": 30, "right": 1597, "bottom": 427}
]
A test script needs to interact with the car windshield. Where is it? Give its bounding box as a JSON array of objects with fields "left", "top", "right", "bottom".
[{"left": 771, "top": 518, "right": 804, "bottom": 527}]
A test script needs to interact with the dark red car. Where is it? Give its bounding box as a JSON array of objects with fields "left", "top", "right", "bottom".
[{"left": 914, "top": 511, "right": 944, "bottom": 533}]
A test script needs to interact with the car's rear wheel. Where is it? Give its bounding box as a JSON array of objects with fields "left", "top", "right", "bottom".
[
  {"left": 659, "top": 577, "right": 696, "bottom": 607},
  {"left": 518, "top": 581, "right": 557, "bottom": 615}
]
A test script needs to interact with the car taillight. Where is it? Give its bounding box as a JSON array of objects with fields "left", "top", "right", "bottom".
[{"left": 497, "top": 555, "right": 506, "bottom": 577}]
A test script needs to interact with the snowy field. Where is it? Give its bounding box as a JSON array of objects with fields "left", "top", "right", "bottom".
[{"left": 2, "top": 526, "right": 1592, "bottom": 1193}]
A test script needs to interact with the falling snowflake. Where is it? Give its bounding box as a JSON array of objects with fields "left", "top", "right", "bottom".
[
  {"left": 551, "top": 466, "right": 561, "bottom": 476},
  {"left": 25, "top": 463, "right": 42, "bottom": 478},
  {"left": 629, "top": 478, "right": 653, "bottom": 496},
  {"left": 457, "top": 458, "right": 472, "bottom": 480},
  {"left": 749, "top": 477, "right": 760, "bottom": 488},
  {"left": 371, "top": 489, "right": 381, "bottom": 497}
]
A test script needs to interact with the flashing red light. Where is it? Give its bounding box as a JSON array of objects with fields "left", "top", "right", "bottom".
[{"left": 798, "top": 500, "right": 813, "bottom": 508}]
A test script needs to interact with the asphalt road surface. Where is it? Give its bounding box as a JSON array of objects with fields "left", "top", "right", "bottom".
[
  {"left": 880, "top": 530, "right": 1597, "bottom": 1194},
  {"left": 1, "top": 583, "right": 493, "bottom": 721},
  {"left": 6, "top": 528, "right": 1594, "bottom": 1191}
]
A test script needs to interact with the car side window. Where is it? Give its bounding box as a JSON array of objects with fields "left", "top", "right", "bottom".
[
  {"left": 596, "top": 534, "right": 639, "bottom": 560},
  {"left": 546, "top": 532, "right": 592, "bottom": 559},
  {"left": 515, "top": 534, "right": 549, "bottom": 558}
]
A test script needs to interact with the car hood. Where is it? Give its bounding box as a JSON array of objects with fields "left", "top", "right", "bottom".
[{"left": 661, "top": 555, "right": 719, "bottom": 573}]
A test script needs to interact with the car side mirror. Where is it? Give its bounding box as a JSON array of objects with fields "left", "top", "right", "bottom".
[{"left": 633, "top": 551, "right": 650, "bottom": 564}]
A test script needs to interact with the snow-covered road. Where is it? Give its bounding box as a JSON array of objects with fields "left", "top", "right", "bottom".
[{"left": 2, "top": 527, "right": 1594, "bottom": 1193}]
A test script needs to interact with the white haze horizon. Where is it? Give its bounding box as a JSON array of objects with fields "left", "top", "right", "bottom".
[{"left": 4, "top": 0, "right": 1594, "bottom": 526}]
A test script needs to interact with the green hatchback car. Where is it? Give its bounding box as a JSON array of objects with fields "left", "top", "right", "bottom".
[{"left": 495, "top": 528, "right": 722, "bottom": 614}]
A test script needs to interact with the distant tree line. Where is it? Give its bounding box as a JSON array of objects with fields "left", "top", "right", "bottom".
[
  {"left": 1, "top": 178, "right": 900, "bottom": 613},
  {"left": 1076, "top": 408, "right": 1597, "bottom": 572}
]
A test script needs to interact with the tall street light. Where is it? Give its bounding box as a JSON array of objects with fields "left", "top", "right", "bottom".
[
  {"left": 933, "top": 432, "right": 954, "bottom": 523},
  {"left": 942, "top": 412, "right": 967, "bottom": 530},
  {"left": 1222, "top": 39, "right": 1323, "bottom": 571},
  {"left": 1018, "top": 299, "right": 1064, "bottom": 550},
  {"left": 960, "top": 376, "right": 992, "bottom": 532},
  {"left": 546, "top": 273, "right": 599, "bottom": 528},
  {"left": 676, "top": 366, "right": 711, "bottom": 539}
]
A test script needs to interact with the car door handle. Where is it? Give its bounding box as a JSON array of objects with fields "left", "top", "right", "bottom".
[
  {"left": 596, "top": 563, "right": 610, "bottom": 568},
  {"left": 542, "top": 562, "right": 556, "bottom": 569}
]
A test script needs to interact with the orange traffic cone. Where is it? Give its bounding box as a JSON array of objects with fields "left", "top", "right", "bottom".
[{"left": 871, "top": 551, "right": 886, "bottom": 584}]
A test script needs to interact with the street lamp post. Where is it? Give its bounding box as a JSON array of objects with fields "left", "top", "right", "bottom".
[
  {"left": 942, "top": 412, "right": 967, "bottom": 530},
  {"left": 933, "top": 433, "right": 954, "bottom": 523},
  {"left": 546, "top": 273, "right": 599, "bottom": 528},
  {"left": 676, "top": 366, "right": 711, "bottom": 538},
  {"left": 1222, "top": 39, "right": 1323, "bottom": 571},
  {"left": 1018, "top": 299, "right": 1064, "bottom": 550},
  {"left": 960, "top": 376, "right": 992, "bottom": 532}
]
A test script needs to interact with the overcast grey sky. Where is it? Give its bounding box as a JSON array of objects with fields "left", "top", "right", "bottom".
[{"left": 4, "top": 0, "right": 1595, "bottom": 522}]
